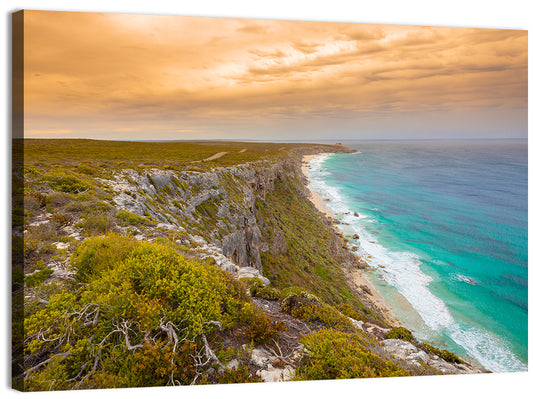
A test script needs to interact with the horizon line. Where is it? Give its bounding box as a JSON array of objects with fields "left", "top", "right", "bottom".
[{"left": 20, "top": 137, "right": 528, "bottom": 143}]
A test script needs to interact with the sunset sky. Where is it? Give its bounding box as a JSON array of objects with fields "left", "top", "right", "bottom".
[{"left": 22, "top": 10, "right": 528, "bottom": 141}]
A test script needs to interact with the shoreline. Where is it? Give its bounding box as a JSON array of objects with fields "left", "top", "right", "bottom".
[{"left": 301, "top": 153, "right": 400, "bottom": 326}]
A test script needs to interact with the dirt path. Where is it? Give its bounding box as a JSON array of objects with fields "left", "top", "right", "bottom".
[
  {"left": 203, "top": 151, "right": 228, "bottom": 161},
  {"left": 191, "top": 151, "right": 229, "bottom": 163}
]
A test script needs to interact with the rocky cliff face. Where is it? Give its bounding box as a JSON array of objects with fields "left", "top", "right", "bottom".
[{"left": 95, "top": 155, "right": 301, "bottom": 276}]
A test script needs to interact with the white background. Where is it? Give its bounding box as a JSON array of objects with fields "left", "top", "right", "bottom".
[{"left": 1, "top": 1, "right": 531, "bottom": 398}]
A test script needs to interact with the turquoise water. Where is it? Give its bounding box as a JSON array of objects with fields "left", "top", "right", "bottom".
[{"left": 307, "top": 140, "right": 527, "bottom": 372}]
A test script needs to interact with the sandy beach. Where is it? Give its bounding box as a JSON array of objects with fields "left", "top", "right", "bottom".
[
  {"left": 301, "top": 153, "right": 399, "bottom": 325},
  {"left": 301, "top": 154, "right": 333, "bottom": 216}
]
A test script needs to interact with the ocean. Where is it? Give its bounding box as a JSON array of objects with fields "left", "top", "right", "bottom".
[{"left": 306, "top": 140, "right": 527, "bottom": 372}]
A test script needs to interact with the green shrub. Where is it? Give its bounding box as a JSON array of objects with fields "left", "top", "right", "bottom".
[
  {"left": 253, "top": 285, "right": 281, "bottom": 300},
  {"left": 280, "top": 286, "right": 320, "bottom": 312},
  {"left": 195, "top": 198, "right": 220, "bottom": 218},
  {"left": 50, "top": 212, "right": 74, "bottom": 227},
  {"left": 420, "top": 342, "right": 463, "bottom": 364},
  {"left": 65, "top": 199, "right": 111, "bottom": 214},
  {"left": 29, "top": 260, "right": 45, "bottom": 272},
  {"left": 239, "top": 302, "right": 285, "bottom": 343},
  {"left": 26, "top": 268, "right": 54, "bottom": 287},
  {"left": 293, "top": 329, "right": 410, "bottom": 380},
  {"left": 216, "top": 346, "right": 235, "bottom": 364},
  {"left": 335, "top": 303, "right": 365, "bottom": 321},
  {"left": 116, "top": 210, "right": 154, "bottom": 227},
  {"left": 217, "top": 364, "right": 261, "bottom": 384},
  {"left": 75, "top": 164, "right": 97, "bottom": 176},
  {"left": 130, "top": 340, "right": 199, "bottom": 387},
  {"left": 25, "top": 191, "right": 47, "bottom": 210},
  {"left": 83, "top": 201, "right": 113, "bottom": 214},
  {"left": 24, "top": 224, "right": 60, "bottom": 256},
  {"left": 280, "top": 287, "right": 354, "bottom": 331},
  {"left": 70, "top": 233, "right": 136, "bottom": 282},
  {"left": 247, "top": 277, "right": 281, "bottom": 301},
  {"left": 122, "top": 243, "right": 246, "bottom": 334},
  {"left": 47, "top": 192, "right": 75, "bottom": 208},
  {"left": 78, "top": 212, "right": 114, "bottom": 235},
  {"left": 240, "top": 276, "right": 265, "bottom": 289},
  {"left": 44, "top": 171, "right": 90, "bottom": 193},
  {"left": 386, "top": 327, "right": 414, "bottom": 342}
]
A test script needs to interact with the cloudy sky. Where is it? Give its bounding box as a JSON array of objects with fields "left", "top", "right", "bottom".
[{"left": 23, "top": 10, "right": 527, "bottom": 141}]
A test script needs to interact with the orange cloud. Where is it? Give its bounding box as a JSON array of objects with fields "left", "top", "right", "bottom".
[{"left": 21, "top": 10, "right": 527, "bottom": 140}]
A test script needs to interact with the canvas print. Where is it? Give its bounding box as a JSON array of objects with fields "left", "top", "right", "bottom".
[{"left": 12, "top": 10, "right": 527, "bottom": 391}]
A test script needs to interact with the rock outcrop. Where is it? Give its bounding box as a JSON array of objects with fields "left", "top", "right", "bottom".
[{"left": 381, "top": 339, "right": 483, "bottom": 374}]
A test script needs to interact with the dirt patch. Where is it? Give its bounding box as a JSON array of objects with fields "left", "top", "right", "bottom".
[{"left": 190, "top": 151, "right": 229, "bottom": 164}]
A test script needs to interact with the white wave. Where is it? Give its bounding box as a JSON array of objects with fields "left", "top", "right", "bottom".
[
  {"left": 446, "top": 323, "right": 527, "bottom": 372},
  {"left": 356, "top": 230, "right": 455, "bottom": 330},
  {"left": 307, "top": 154, "right": 333, "bottom": 175},
  {"left": 450, "top": 273, "right": 477, "bottom": 285}
]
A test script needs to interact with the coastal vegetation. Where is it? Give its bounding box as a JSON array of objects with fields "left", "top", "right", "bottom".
[
  {"left": 14, "top": 139, "right": 480, "bottom": 391},
  {"left": 293, "top": 329, "right": 409, "bottom": 380}
]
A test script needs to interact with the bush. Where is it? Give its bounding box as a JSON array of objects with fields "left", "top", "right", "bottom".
[
  {"left": 420, "top": 342, "right": 463, "bottom": 364},
  {"left": 46, "top": 192, "right": 75, "bottom": 208},
  {"left": 240, "top": 276, "right": 264, "bottom": 289},
  {"left": 44, "top": 171, "right": 90, "bottom": 193},
  {"left": 386, "top": 327, "right": 414, "bottom": 342},
  {"left": 195, "top": 198, "right": 220, "bottom": 218},
  {"left": 335, "top": 303, "right": 365, "bottom": 321},
  {"left": 247, "top": 278, "right": 281, "bottom": 300},
  {"left": 239, "top": 302, "right": 285, "bottom": 343},
  {"left": 120, "top": 242, "right": 246, "bottom": 334},
  {"left": 293, "top": 329, "right": 410, "bottom": 380},
  {"left": 23, "top": 224, "right": 60, "bottom": 256},
  {"left": 280, "top": 287, "right": 355, "bottom": 331},
  {"left": 78, "top": 212, "right": 114, "bottom": 235},
  {"left": 50, "top": 212, "right": 74, "bottom": 228},
  {"left": 70, "top": 233, "right": 137, "bottom": 282},
  {"left": 130, "top": 340, "right": 198, "bottom": 386},
  {"left": 217, "top": 364, "right": 261, "bottom": 384},
  {"left": 26, "top": 268, "right": 54, "bottom": 287},
  {"left": 67, "top": 200, "right": 112, "bottom": 215},
  {"left": 253, "top": 285, "right": 281, "bottom": 300},
  {"left": 75, "top": 164, "right": 97, "bottom": 176},
  {"left": 116, "top": 210, "right": 154, "bottom": 227},
  {"left": 280, "top": 286, "right": 320, "bottom": 312},
  {"left": 25, "top": 191, "right": 47, "bottom": 210}
]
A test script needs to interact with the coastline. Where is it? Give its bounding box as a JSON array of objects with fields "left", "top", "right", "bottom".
[{"left": 301, "top": 153, "right": 400, "bottom": 326}]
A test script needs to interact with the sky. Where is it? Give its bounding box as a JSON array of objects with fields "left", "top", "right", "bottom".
[{"left": 22, "top": 10, "right": 528, "bottom": 141}]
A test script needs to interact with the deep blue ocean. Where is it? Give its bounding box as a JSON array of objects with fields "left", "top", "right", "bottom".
[{"left": 307, "top": 140, "right": 527, "bottom": 372}]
